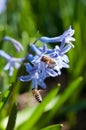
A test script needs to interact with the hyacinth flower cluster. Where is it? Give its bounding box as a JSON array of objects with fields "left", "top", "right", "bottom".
[
  {"left": 0, "top": 26, "right": 75, "bottom": 102},
  {"left": 0, "top": 36, "right": 24, "bottom": 76},
  {"left": 19, "top": 26, "right": 75, "bottom": 91}
]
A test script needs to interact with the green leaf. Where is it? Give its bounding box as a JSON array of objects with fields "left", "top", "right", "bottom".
[
  {"left": 40, "top": 124, "right": 63, "bottom": 130},
  {"left": 17, "top": 86, "right": 59, "bottom": 130},
  {"left": 38, "top": 77, "right": 83, "bottom": 126},
  {"left": 52, "top": 77, "right": 83, "bottom": 112},
  {"left": 15, "top": 106, "right": 37, "bottom": 129},
  {"left": 0, "top": 85, "right": 13, "bottom": 111},
  {"left": 6, "top": 103, "right": 17, "bottom": 130},
  {"left": 59, "top": 99, "right": 86, "bottom": 114}
]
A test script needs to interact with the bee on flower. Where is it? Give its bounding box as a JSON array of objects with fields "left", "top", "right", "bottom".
[
  {"left": 0, "top": 26, "right": 75, "bottom": 102},
  {"left": 18, "top": 26, "right": 75, "bottom": 102}
]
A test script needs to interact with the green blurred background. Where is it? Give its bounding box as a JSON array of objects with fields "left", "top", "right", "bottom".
[{"left": 0, "top": 0, "right": 86, "bottom": 130}]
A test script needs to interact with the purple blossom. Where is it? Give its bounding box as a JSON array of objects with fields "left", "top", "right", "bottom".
[
  {"left": 28, "top": 43, "right": 70, "bottom": 76},
  {"left": 18, "top": 63, "right": 47, "bottom": 89},
  {"left": 2, "top": 36, "right": 24, "bottom": 52},
  {"left": 37, "top": 26, "right": 75, "bottom": 48},
  {"left": 18, "top": 26, "right": 75, "bottom": 90},
  {"left": 0, "top": 50, "right": 25, "bottom": 76},
  {"left": 19, "top": 44, "right": 59, "bottom": 89}
]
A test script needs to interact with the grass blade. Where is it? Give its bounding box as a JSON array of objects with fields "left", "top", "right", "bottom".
[
  {"left": 6, "top": 103, "right": 17, "bottom": 130},
  {"left": 40, "top": 124, "right": 63, "bottom": 130}
]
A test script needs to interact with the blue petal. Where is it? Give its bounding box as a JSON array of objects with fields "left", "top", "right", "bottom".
[
  {"left": 42, "top": 44, "right": 47, "bottom": 53},
  {"left": 18, "top": 75, "right": 32, "bottom": 82},
  {"left": 9, "top": 66, "right": 14, "bottom": 76},
  {"left": 53, "top": 66, "right": 61, "bottom": 75},
  {"left": 38, "top": 63, "right": 48, "bottom": 79},
  {"left": 3, "top": 36, "right": 24, "bottom": 52},
  {"left": 60, "top": 44, "right": 71, "bottom": 54},
  {"left": 25, "top": 63, "right": 38, "bottom": 75},
  {"left": 61, "top": 55, "right": 69, "bottom": 63},
  {"left": 39, "top": 47, "right": 53, "bottom": 54},
  {"left": 30, "top": 44, "right": 41, "bottom": 56},
  {"left": 13, "top": 57, "right": 25, "bottom": 62},
  {"left": 25, "top": 63, "right": 32, "bottom": 73},
  {"left": 3, "top": 63, "right": 10, "bottom": 70},
  {"left": 0, "top": 50, "right": 10, "bottom": 60},
  {"left": 62, "top": 62, "right": 69, "bottom": 68},
  {"left": 39, "top": 26, "right": 75, "bottom": 44},
  {"left": 32, "top": 78, "right": 38, "bottom": 89},
  {"left": 14, "top": 62, "right": 20, "bottom": 68},
  {"left": 27, "top": 54, "right": 35, "bottom": 62},
  {"left": 46, "top": 68, "right": 58, "bottom": 77},
  {"left": 38, "top": 79, "right": 47, "bottom": 89},
  {"left": 39, "top": 36, "right": 61, "bottom": 43},
  {"left": 62, "top": 26, "right": 75, "bottom": 37}
]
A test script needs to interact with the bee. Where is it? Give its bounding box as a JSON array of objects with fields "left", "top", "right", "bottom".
[
  {"left": 32, "top": 88, "right": 42, "bottom": 103},
  {"left": 41, "top": 55, "right": 56, "bottom": 68}
]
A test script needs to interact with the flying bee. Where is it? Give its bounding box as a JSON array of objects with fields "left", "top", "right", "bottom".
[
  {"left": 41, "top": 55, "right": 56, "bottom": 68},
  {"left": 32, "top": 88, "right": 42, "bottom": 103}
]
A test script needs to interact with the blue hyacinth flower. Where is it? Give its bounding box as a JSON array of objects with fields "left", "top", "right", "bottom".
[
  {"left": 18, "top": 63, "right": 47, "bottom": 89},
  {"left": 28, "top": 43, "right": 71, "bottom": 76},
  {"left": 0, "top": 50, "right": 25, "bottom": 76},
  {"left": 18, "top": 26, "right": 75, "bottom": 90},
  {"left": 37, "top": 26, "right": 75, "bottom": 48},
  {"left": 2, "top": 36, "right": 24, "bottom": 52}
]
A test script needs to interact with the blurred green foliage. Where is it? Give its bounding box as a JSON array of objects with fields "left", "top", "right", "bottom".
[{"left": 0, "top": 0, "right": 86, "bottom": 130}]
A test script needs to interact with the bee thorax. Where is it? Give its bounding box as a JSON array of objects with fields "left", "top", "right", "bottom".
[{"left": 41, "top": 55, "right": 56, "bottom": 66}]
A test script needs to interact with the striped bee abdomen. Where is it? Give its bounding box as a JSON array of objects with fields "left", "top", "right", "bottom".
[{"left": 32, "top": 88, "right": 42, "bottom": 103}]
